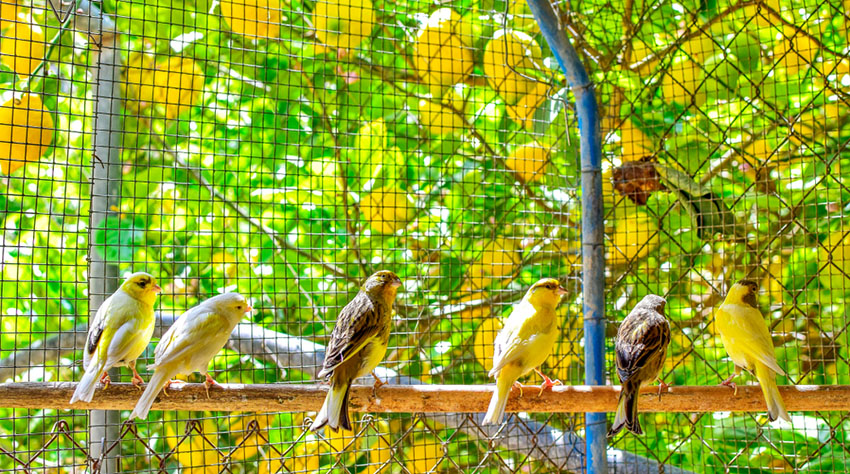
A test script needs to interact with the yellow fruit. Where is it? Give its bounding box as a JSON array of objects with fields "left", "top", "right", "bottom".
[
  {"left": 507, "top": 0, "right": 536, "bottom": 30},
  {"left": 419, "top": 89, "right": 465, "bottom": 135},
  {"left": 366, "top": 422, "right": 393, "bottom": 474},
  {"left": 405, "top": 437, "right": 444, "bottom": 474},
  {"left": 819, "top": 230, "right": 850, "bottom": 292},
  {"left": 484, "top": 29, "right": 542, "bottom": 104},
  {"left": 0, "top": 21, "right": 45, "bottom": 76},
  {"left": 413, "top": 9, "right": 473, "bottom": 94},
  {"left": 314, "top": 0, "right": 375, "bottom": 49},
  {"left": 607, "top": 205, "right": 660, "bottom": 266},
  {"left": 629, "top": 37, "right": 659, "bottom": 76},
  {"left": 505, "top": 142, "right": 550, "bottom": 182},
  {"left": 0, "top": 94, "right": 53, "bottom": 175},
  {"left": 619, "top": 119, "right": 654, "bottom": 162},
  {"left": 278, "top": 440, "right": 321, "bottom": 473},
  {"left": 228, "top": 413, "right": 271, "bottom": 461},
  {"left": 165, "top": 416, "right": 220, "bottom": 474},
  {"left": 506, "top": 81, "right": 548, "bottom": 129},
  {"left": 473, "top": 317, "right": 502, "bottom": 371},
  {"left": 153, "top": 57, "right": 205, "bottom": 118},
  {"left": 221, "top": 0, "right": 281, "bottom": 39},
  {"left": 661, "top": 62, "right": 706, "bottom": 106},
  {"left": 1, "top": 2, "right": 17, "bottom": 27},
  {"left": 774, "top": 34, "right": 818, "bottom": 76},
  {"left": 454, "top": 281, "right": 488, "bottom": 320},
  {"left": 361, "top": 186, "right": 413, "bottom": 234},
  {"left": 742, "top": 0, "right": 781, "bottom": 29},
  {"left": 323, "top": 427, "right": 359, "bottom": 452},
  {"left": 680, "top": 32, "right": 716, "bottom": 63},
  {"left": 467, "top": 238, "right": 519, "bottom": 289}
]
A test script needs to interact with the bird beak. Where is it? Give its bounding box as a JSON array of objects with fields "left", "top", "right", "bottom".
[
  {"left": 391, "top": 277, "right": 403, "bottom": 289},
  {"left": 556, "top": 286, "right": 567, "bottom": 296},
  {"left": 152, "top": 284, "right": 163, "bottom": 294},
  {"left": 244, "top": 305, "right": 253, "bottom": 314}
]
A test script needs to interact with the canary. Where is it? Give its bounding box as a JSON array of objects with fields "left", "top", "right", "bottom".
[
  {"left": 310, "top": 270, "right": 402, "bottom": 432},
  {"left": 715, "top": 280, "right": 790, "bottom": 422},
  {"left": 483, "top": 278, "right": 567, "bottom": 425},
  {"left": 129, "top": 292, "right": 252, "bottom": 420},
  {"left": 70, "top": 272, "right": 161, "bottom": 404},
  {"left": 608, "top": 294, "right": 670, "bottom": 437}
]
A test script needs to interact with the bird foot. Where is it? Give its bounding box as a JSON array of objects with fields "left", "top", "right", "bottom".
[
  {"left": 131, "top": 369, "right": 145, "bottom": 391},
  {"left": 203, "top": 373, "right": 222, "bottom": 399},
  {"left": 161, "top": 379, "right": 184, "bottom": 397},
  {"left": 656, "top": 379, "right": 672, "bottom": 401},
  {"left": 720, "top": 378, "right": 738, "bottom": 396},
  {"left": 371, "top": 371, "right": 386, "bottom": 398},
  {"left": 99, "top": 372, "right": 111, "bottom": 390},
  {"left": 511, "top": 381, "right": 524, "bottom": 398},
  {"left": 536, "top": 374, "right": 562, "bottom": 398}
]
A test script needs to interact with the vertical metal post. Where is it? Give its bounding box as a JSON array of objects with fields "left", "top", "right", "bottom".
[
  {"left": 87, "top": 19, "right": 122, "bottom": 474},
  {"left": 524, "top": 1, "right": 607, "bottom": 473}
]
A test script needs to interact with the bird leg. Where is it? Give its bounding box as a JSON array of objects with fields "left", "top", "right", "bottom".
[
  {"left": 203, "top": 373, "right": 222, "bottom": 399},
  {"left": 370, "top": 371, "right": 386, "bottom": 398},
  {"left": 534, "top": 368, "right": 562, "bottom": 398},
  {"left": 99, "top": 372, "right": 111, "bottom": 390},
  {"left": 161, "top": 379, "right": 184, "bottom": 397},
  {"left": 655, "top": 378, "right": 672, "bottom": 401},
  {"left": 720, "top": 367, "right": 742, "bottom": 396},
  {"left": 129, "top": 362, "right": 144, "bottom": 391}
]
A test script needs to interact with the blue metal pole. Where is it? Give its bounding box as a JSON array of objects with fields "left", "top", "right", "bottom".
[{"left": 524, "top": 2, "right": 607, "bottom": 474}]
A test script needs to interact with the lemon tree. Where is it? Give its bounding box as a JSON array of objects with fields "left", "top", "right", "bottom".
[
  {"left": 221, "top": 0, "right": 281, "bottom": 39},
  {"left": 0, "top": 94, "right": 54, "bottom": 175},
  {"left": 467, "top": 238, "right": 519, "bottom": 289},
  {"left": 360, "top": 187, "right": 413, "bottom": 234},
  {"left": 405, "top": 436, "right": 444, "bottom": 474},
  {"left": 0, "top": 21, "right": 44, "bottom": 76},
  {"left": 413, "top": 8, "right": 473, "bottom": 94},
  {"left": 607, "top": 203, "right": 660, "bottom": 266},
  {"left": 618, "top": 119, "right": 655, "bottom": 162},
  {"left": 314, "top": 0, "right": 375, "bottom": 50},
  {"left": 506, "top": 81, "right": 548, "bottom": 129},
  {"left": 484, "top": 29, "right": 543, "bottom": 104},
  {"left": 418, "top": 87, "right": 465, "bottom": 135},
  {"left": 128, "top": 56, "right": 205, "bottom": 119}
]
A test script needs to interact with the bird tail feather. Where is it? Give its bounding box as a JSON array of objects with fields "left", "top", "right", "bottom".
[
  {"left": 130, "top": 367, "right": 173, "bottom": 420},
  {"left": 70, "top": 361, "right": 106, "bottom": 404},
  {"left": 482, "top": 375, "right": 513, "bottom": 425},
  {"left": 310, "top": 380, "right": 352, "bottom": 432},
  {"left": 609, "top": 381, "right": 642, "bottom": 436},
  {"left": 755, "top": 362, "right": 790, "bottom": 423}
]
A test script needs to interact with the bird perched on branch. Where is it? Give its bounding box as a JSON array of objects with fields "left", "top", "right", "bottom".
[
  {"left": 310, "top": 270, "right": 402, "bottom": 432},
  {"left": 129, "top": 292, "right": 252, "bottom": 420},
  {"left": 609, "top": 294, "right": 670, "bottom": 437},
  {"left": 483, "top": 278, "right": 567, "bottom": 425},
  {"left": 70, "top": 272, "right": 161, "bottom": 404},
  {"left": 715, "top": 280, "right": 790, "bottom": 423}
]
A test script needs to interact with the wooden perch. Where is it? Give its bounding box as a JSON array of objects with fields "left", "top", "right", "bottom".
[
  {"left": 4, "top": 383, "right": 848, "bottom": 413},
  {"left": 0, "top": 313, "right": 696, "bottom": 474}
]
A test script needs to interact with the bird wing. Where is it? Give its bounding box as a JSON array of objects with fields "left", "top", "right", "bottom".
[
  {"left": 320, "top": 292, "right": 383, "bottom": 376},
  {"left": 84, "top": 290, "right": 143, "bottom": 369},
  {"left": 490, "top": 302, "right": 546, "bottom": 374},
  {"left": 153, "top": 305, "right": 219, "bottom": 368},
  {"left": 615, "top": 314, "right": 670, "bottom": 383},
  {"left": 719, "top": 304, "right": 786, "bottom": 376}
]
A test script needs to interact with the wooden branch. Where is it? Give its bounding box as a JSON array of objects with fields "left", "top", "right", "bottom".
[{"left": 5, "top": 383, "right": 848, "bottom": 413}]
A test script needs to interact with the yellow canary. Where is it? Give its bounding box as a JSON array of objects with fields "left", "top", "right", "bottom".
[
  {"left": 310, "top": 270, "right": 402, "bottom": 432},
  {"left": 129, "top": 292, "right": 252, "bottom": 420},
  {"left": 483, "top": 278, "right": 567, "bottom": 425},
  {"left": 609, "top": 294, "right": 670, "bottom": 436},
  {"left": 70, "top": 273, "right": 161, "bottom": 404},
  {"left": 715, "top": 280, "right": 790, "bottom": 422}
]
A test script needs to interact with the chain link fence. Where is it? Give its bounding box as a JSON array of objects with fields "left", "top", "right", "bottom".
[{"left": 0, "top": 0, "right": 848, "bottom": 472}]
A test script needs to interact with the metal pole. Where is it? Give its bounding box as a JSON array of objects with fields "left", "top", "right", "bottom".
[
  {"left": 86, "top": 6, "right": 121, "bottom": 472},
  {"left": 524, "top": 1, "right": 607, "bottom": 473}
]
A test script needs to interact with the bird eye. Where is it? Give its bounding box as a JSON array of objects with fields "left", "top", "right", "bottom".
[
  {"left": 138, "top": 281, "right": 146, "bottom": 288},
  {"left": 236, "top": 305, "right": 242, "bottom": 310}
]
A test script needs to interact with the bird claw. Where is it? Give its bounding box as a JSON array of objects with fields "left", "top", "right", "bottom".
[
  {"left": 162, "top": 379, "right": 182, "bottom": 397},
  {"left": 511, "top": 381, "right": 524, "bottom": 398},
  {"left": 371, "top": 371, "right": 386, "bottom": 398},
  {"left": 537, "top": 375, "right": 562, "bottom": 398},
  {"left": 99, "top": 372, "right": 111, "bottom": 390},
  {"left": 131, "top": 369, "right": 145, "bottom": 391},
  {"left": 203, "top": 373, "right": 222, "bottom": 399},
  {"left": 720, "top": 378, "right": 738, "bottom": 396},
  {"left": 656, "top": 379, "right": 672, "bottom": 401}
]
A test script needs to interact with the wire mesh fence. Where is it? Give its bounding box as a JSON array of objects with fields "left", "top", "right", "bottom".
[{"left": 0, "top": 0, "right": 847, "bottom": 472}]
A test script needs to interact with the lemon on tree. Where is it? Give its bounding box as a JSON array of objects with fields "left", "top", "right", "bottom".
[
  {"left": 818, "top": 230, "right": 850, "bottom": 292},
  {"left": 361, "top": 186, "right": 413, "bottom": 234},
  {"left": 506, "top": 81, "right": 548, "bottom": 129},
  {"left": 505, "top": 141, "right": 550, "bottom": 183},
  {"left": 484, "top": 29, "right": 543, "bottom": 104},
  {"left": 221, "top": 0, "right": 281, "bottom": 39},
  {"left": 152, "top": 56, "right": 205, "bottom": 118},
  {"left": 405, "top": 435, "right": 444, "bottom": 474},
  {"left": 473, "top": 317, "right": 502, "bottom": 371},
  {"left": 617, "top": 119, "right": 654, "bottom": 162},
  {"left": 467, "top": 238, "right": 519, "bottom": 289},
  {"left": 314, "top": 0, "right": 375, "bottom": 50},
  {"left": 661, "top": 60, "right": 707, "bottom": 106},
  {"left": 606, "top": 202, "right": 660, "bottom": 266},
  {"left": 774, "top": 32, "right": 819, "bottom": 76},
  {"left": 0, "top": 94, "right": 54, "bottom": 175},
  {"left": 365, "top": 420, "right": 392, "bottom": 474},
  {"left": 0, "top": 21, "right": 44, "bottom": 76},
  {"left": 413, "top": 8, "right": 473, "bottom": 94},
  {"left": 418, "top": 87, "right": 465, "bottom": 135}
]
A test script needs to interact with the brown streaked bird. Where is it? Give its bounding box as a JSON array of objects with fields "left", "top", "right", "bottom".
[
  {"left": 609, "top": 294, "right": 671, "bottom": 437},
  {"left": 715, "top": 279, "right": 790, "bottom": 423},
  {"left": 310, "top": 270, "right": 402, "bottom": 432}
]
